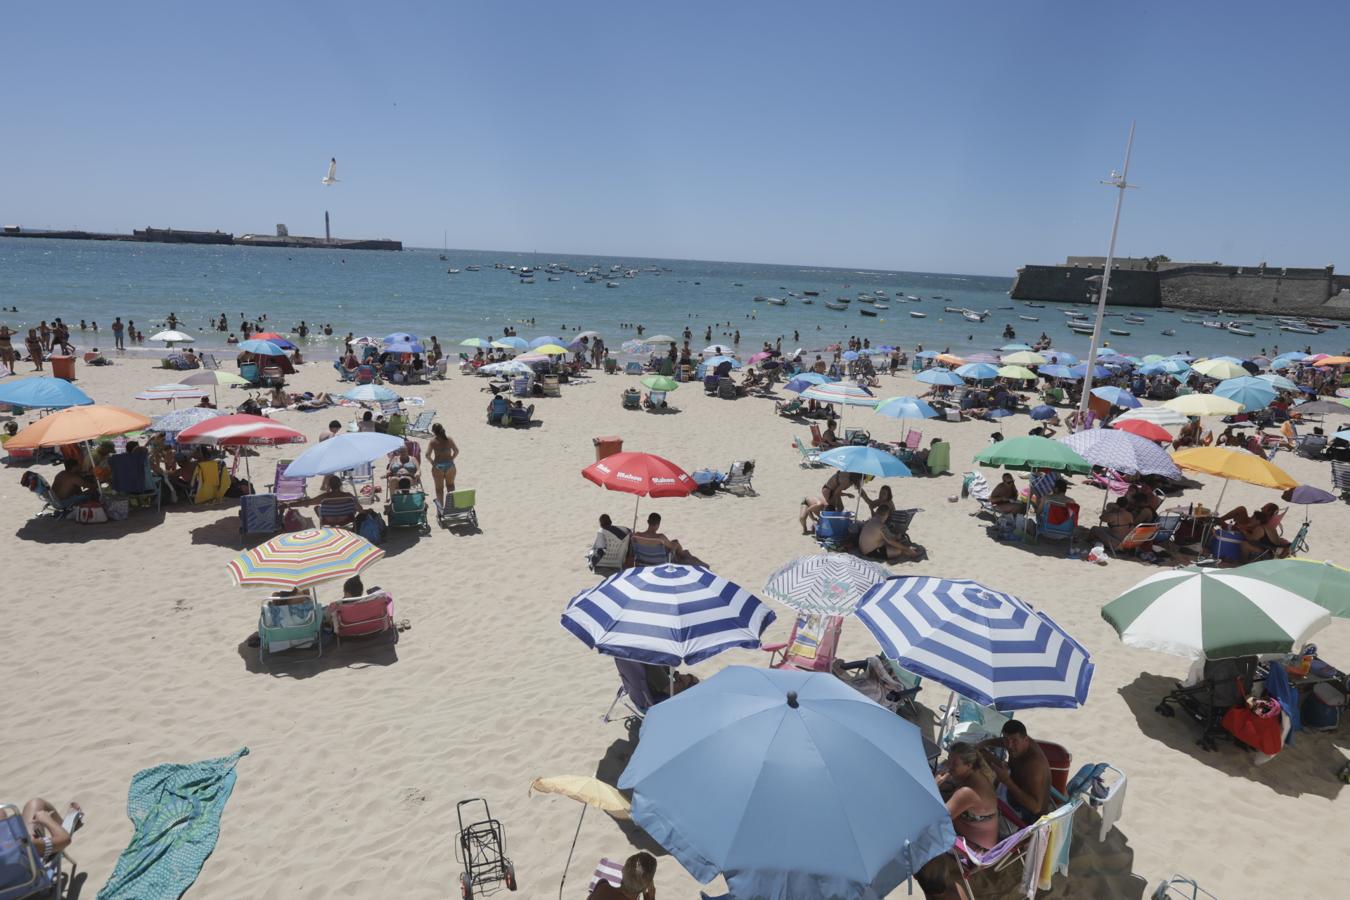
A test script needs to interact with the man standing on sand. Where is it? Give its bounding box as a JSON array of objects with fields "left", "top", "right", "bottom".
[{"left": 112, "top": 317, "right": 125, "bottom": 350}]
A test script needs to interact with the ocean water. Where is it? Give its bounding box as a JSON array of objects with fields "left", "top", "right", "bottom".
[{"left": 0, "top": 238, "right": 1325, "bottom": 359}]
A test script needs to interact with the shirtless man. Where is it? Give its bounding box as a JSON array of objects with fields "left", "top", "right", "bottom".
[
  {"left": 51, "top": 458, "right": 96, "bottom": 504},
  {"left": 1090, "top": 498, "right": 1135, "bottom": 549},
  {"left": 631, "top": 512, "right": 705, "bottom": 566},
  {"left": 979, "top": 720, "right": 1051, "bottom": 825}
]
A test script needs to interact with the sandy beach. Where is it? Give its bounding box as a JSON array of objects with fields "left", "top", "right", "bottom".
[{"left": 4, "top": 351, "right": 1348, "bottom": 900}]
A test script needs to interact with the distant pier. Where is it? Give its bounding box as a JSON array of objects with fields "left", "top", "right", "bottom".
[{"left": 2, "top": 224, "right": 402, "bottom": 251}]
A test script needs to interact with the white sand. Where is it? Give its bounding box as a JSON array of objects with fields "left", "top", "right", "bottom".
[{"left": 3, "top": 352, "right": 1347, "bottom": 899}]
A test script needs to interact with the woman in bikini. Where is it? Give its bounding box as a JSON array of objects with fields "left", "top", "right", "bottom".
[
  {"left": 426, "top": 423, "right": 459, "bottom": 509},
  {"left": 936, "top": 742, "right": 1000, "bottom": 852}
]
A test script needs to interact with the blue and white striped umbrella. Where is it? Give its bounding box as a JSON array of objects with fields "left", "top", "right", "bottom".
[
  {"left": 561, "top": 565, "right": 776, "bottom": 666},
  {"left": 855, "top": 577, "right": 1094, "bottom": 710},
  {"left": 762, "top": 554, "right": 891, "bottom": 615},
  {"left": 801, "top": 382, "right": 876, "bottom": 406}
]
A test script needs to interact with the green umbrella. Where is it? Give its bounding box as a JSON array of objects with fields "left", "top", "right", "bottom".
[
  {"left": 640, "top": 375, "right": 680, "bottom": 392},
  {"left": 973, "top": 435, "right": 1092, "bottom": 474},
  {"left": 1237, "top": 559, "right": 1350, "bottom": 618},
  {"left": 1101, "top": 566, "right": 1331, "bottom": 659}
]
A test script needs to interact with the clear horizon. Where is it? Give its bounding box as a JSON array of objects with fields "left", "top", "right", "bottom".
[{"left": 5, "top": 0, "right": 1348, "bottom": 275}]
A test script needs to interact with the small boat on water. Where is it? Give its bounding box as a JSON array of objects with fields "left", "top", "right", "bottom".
[
  {"left": 1069, "top": 324, "right": 1096, "bottom": 335},
  {"left": 753, "top": 295, "right": 767, "bottom": 302},
  {"left": 801, "top": 299, "right": 814, "bottom": 305},
  {"left": 1201, "top": 321, "right": 1228, "bottom": 330},
  {"left": 860, "top": 308, "right": 878, "bottom": 317},
  {"left": 1228, "top": 325, "right": 1255, "bottom": 336},
  {"left": 767, "top": 297, "right": 787, "bottom": 306},
  {"left": 606, "top": 282, "right": 619, "bottom": 288},
  {"left": 1109, "top": 329, "right": 1130, "bottom": 336},
  {"left": 520, "top": 277, "right": 535, "bottom": 283},
  {"left": 944, "top": 306, "right": 964, "bottom": 313},
  {"left": 825, "top": 302, "right": 848, "bottom": 311},
  {"left": 1307, "top": 318, "right": 1341, "bottom": 329},
  {"left": 908, "top": 295, "right": 920, "bottom": 300},
  {"left": 1122, "top": 315, "right": 1146, "bottom": 325},
  {"left": 803, "top": 290, "right": 819, "bottom": 296},
  {"left": 910, "top": 311, "right": 927, "bottom": 318},
  {"left": 547, "top": 276, "right": 560, "bottom": 281},
  {"left": 857, "top": 296, "right": 875, "bottom": 304},
  {"left": 1019, "top": 315, "right": 1039, "bottom": 321},
  {"left": 1281, "top": 324, "right": 1320, "bottom": 334},
  {"left": 1024, "top": 302, "right": 1045, "bottom": 308},
  {"left": 835, "top": 297, "right": 852, "bottom": 304},
  {"left": 465, "top": 265, "right": 480, "bottom": 271},
  {"left": 1062, "top": 309, "right": 1084, "bottom": 316},
  {"left": 873, "top": 303, "right": 889, "bottom": 311},
  {"left": 962, "top": 311, "right": 987, "bottom": 323},
  {"left": 733, "top": 282, "right": 744, "bottom": 287},
  {"left": 1181, "top": 317, "right": 1205, "bottom": 324},
  {"left": 447, "top": 268, "right": 460, "bottom": 274},
  {"left": 1161, "top": 329, "right": 1176, "bottom": 336}
]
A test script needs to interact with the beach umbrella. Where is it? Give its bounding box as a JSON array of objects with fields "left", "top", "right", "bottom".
[
  {"left": 479, "top": 360, "right": 534, "bottom": 376},
  {"left": 819, "top": 445, "right": 913, "bottom": 478},
  {"left": 179, "top": 369, "right": 250, "bottom": 405},
  {"left": 873, "top": 396, "right": 938, "bottom": 425},
  {"left": 1114, "top": 405, "right": 1190, "bottom": 427},
  {"left": 915, "top": 350, "right": 939, "bottom": 359},
  {"left": 528, "top": 335, "right": 564, "bottom": 349},
  {"left": 974, "top": 435, "right": 1092, "bottom": 474},
  {"left": 1282, "top": 484, "right": 1337, "bottom": 508},
  {"left": 1293, "top": 399, "right": 1350, "bottom": 416},
  {"left": 582, "top": 451, "right": 694, "bottom": 529},
  {"left": 1313, "top": 356, "right": 1350, "bottom": 367},
  {"left": 226, "top": 527, "right": 384, "bottom": 589},
  {"left": 617, "top": 666, "right": 955, "bottom": 899},
  {"left": 1060, "top": 429, "right": 1181, "bottom": 478},
  {"left": 801, "top": 383, "right": 876, "bottom": 407},
  {"left": 1030, "top": 404, "right": 1059, "bottom": 421},
  {"left": 1043, "top": 350, "right": 1078, "bottom": 365},
  {"left": 621, "top": 339, "right": 655, "bottom": 355},
  {"left": 176, "top": 414, "right": 306, "bottom": 447},
  {"left": 284, "top": 432, "right": 406, "bottom": 478},
  {"left": 532, "top": 343, "right": 571, "bottom": 356},
  {"left": 5, "top": 405, "right": 151, "bottom": 450},
  {"left": 383, "top": 338, "right": 425, "bottom": 354},
  {"left": 1101, "top": 567, "right": 1331, "bottom": 659},
  {"left": 149, "top": 330, "right": 195, "bottom": 347},
  {"left": 382, "top": 331, "right": 420, "bottom": 345},
  {"left": 492, "top": 336, "right": 529, "bottom": 351},
  {"left": 147, "top": 407, "right": 230, "bottom": 435},
  {"left": 915, "top": 368, "right": 964, "bottom": 387},
  {"left": 934, "top": 353, "right": 964, "bottom": 367},
  {"left": 1090, "top": 386, "right": 1141, "bottom": 408},
  {"left": 237, "top": 339, "right": 286, "bottom": 357},
  {"left": 640, "top": 375, "right": 680, "bottom": 392},
  {"left": 529, "top": 775, "right": 631, "bottom": 900},
  {"left": 1068, "top": 363, "right": 1110, "bottom": 380},
  {"left": 0, "top": 376, "right": 93, "bottom": 409},
  {"left": 840, "top": 350, "right": 860, "bottom": 362},
  {"left": 1239, "top": 559, "right": 1350, "bottom": 618},
  {"left": 962, "top": 352, "right": 1001, "bottom": 365},
  {"left": 1256, "top": 372, "right": 1298, "bottom": 392},
  {"left": 856, "top": 576, "right": 1094, "bottom": 710},
  {"left": 1001, "top": 351, "right": 1046, "bottom": 366},
  {"left": 1000, "top": 343, "right": 1033, "bottom": 352},
  {"left": 134, "top": 382, "right": 210, "bottom": 404},
  {"left": 702, "top": 343, "right": 734, "bottom": 355},
  {"left": 955, "top": 363, "right": 999, "bottom": 381},
  {"left": 1111, "top": 418, "right": 1172, "bottom": 443},
  {"left": 783, "top": 373, "right": 832, "bottom": 393},
  {"left": 1214, "top": 376, "right": 1277, "bottom": 411},
  {"left": 997, "top": 365, "right": 1038, "bottom": 381},
  {"left": 762, "top": 554, "right": 890, "bottom": 616},
  {"left": 251, "top": 332, "right": 297, "bottom": 350},
  {"left": 341, "top": 384, "right": 401, "bottom": 403},
  {"left": 1038, "top": 364, "right": 1075, "bottom": 380},
  {"left": 1191, "top": 359, "right": 1248, "bottom": 380},
  {"left": 575, "top": 331, "right": 603, "bottom": 342},
  {"left": 1171, "top": 447, "right": 1297, "bottom": 490},
  {"left": 561, "top": 565, "right": 775, "bottom": 666},
  {"left": 644, "top": 335, "right": 678, "bottom": 345},
  {"left": 460, "top": 337, "right": 493, "bottom": 349},
  {"left": 1163, "top": 394, "right": 1244, "bottom": 417},
  {"left": 514, "top": 353, "right": 550, "bottom": 364}
]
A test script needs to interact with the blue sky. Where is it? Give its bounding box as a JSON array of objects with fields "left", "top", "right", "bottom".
[{"left": 3, "top": 1, "right": 1346, "bottom": 274}]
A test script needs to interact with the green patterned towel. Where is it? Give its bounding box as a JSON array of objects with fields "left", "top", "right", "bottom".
[{"left": 97, "top": 747, "right": 249, "bottom": 900}]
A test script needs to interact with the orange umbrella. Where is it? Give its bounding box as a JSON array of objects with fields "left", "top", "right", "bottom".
[
  {"left": 5, "top": 405, "right": 151, "bottom": 450},
  {"left": 935, "top": 353, "right": 965, "bottom": 367},
  {"left": 1313, "top": 356, "right": 1350, "bottom": 367}
]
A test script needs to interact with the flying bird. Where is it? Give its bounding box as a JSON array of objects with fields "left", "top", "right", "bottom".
[{"left": 322, "top": 158, "right": 338, "bottom": 185}]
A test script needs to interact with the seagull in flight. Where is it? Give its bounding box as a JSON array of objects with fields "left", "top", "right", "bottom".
[{"left": 322, "top": 158, "right": 339, "bottom": 186}]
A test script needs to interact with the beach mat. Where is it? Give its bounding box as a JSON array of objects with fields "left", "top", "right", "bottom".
[{"left": 97, "top": 747, "right": 249, "bottom": 900}]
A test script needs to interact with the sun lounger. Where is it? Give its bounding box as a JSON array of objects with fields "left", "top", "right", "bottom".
[
  {"left": 763, "top": 614, "right": 842, "bottom": 672},
  {"left": 721, "top": 460, "right": 755, "bottom": 495},
  {"left": 438, "top": 489, "right": 479, "bottom": 531},
  {"left": 258, "top": 590, "right": 323, "bottom": 665},
  {"left": 327, "top": 590, "right": 394, "bottom": 647},
  {"left": 587, "top": 528, "right": 631, "bottom": 573},
  {"left": 793, "top": 436, "right": 823, "bottom": 467}
]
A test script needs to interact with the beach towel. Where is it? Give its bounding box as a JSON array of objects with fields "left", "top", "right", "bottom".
[{"left": 97, "top": 747, "right": 249, "bottom": 900}]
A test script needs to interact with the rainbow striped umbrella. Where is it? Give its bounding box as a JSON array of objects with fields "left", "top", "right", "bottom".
[{"left": 227, "top": 528, "right": 385, "bottom": 588}]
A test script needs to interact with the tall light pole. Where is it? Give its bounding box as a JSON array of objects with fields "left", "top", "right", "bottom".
[{"left": 1076, "top": 122, "right": 1138, "bottom": 426}]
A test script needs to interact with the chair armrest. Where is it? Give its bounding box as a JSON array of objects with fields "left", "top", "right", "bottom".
[{"left": 760, "top": 642, "right": 788, "bottom": 653}]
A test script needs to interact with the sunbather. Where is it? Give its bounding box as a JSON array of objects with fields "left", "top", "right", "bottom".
[
  {"left": 630, "top": 512, "right": 705, "bottom": 566},
  {"left": 988, "top": 473, "right": 1022, "bottom": 515},
  {"left": 936, "top": 742, "right": 1000, "bottom": 852},
  {"left": 19, "top": 798, "right": 81, "bottom": 865},
  {"left": 588, "top": 851, "right": 657, "bottom": 900},
  {"left": 1089, "top": 498, "right": 1135, "bottom": 548},
  {"left": 977, "top": 720, "right": 1051, "bottom": 826},
  {"left": 386, "top": 447, "right": 420, "bottom": 489},
  {"left": 427, "top": 423, "right": 459, "bottom": 507},
  {"left": 51, "top": 458, "right": 97, "bottom": 505},
  {"left": 301, "top": 475, "right": 360, "bottom": 526},
  {"left": 1173, "top": 417, "right": 1202, "bottom": 449},
  {"left": 858, "top": 486, "right": 921, "bottom": 562}
]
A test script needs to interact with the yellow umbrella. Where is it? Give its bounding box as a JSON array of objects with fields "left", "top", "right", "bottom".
[
  {"left": 1163, "top": 394, "right": 1244, "bottom": 417},
  {"left": 532, "top": 343, "right": 571, "bottom": 356},
  {"left": 1313, "top": 356, "right": 1350, "bottom": 367},
  {"left": 6, "top": 405, "right": 152, "bottom": 450},
  {"left": 1001, "top": 351, "right": 1046, "bottom": 366},
  {"left": 1191, "top": 359, "right": 1248, "bottom": 380},
  {"left": 996, "top": 365, "right": 1038, "bottom": 381},
  {"left": 1173, "top": 447, "right": 1298, "bottom": 489},
  {"left": 530, "top": 775, "right": 630, "bottom": 899}
]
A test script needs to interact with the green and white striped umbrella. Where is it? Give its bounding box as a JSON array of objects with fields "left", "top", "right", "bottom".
[{"left": 1101, "top": 566, "right": 1331, "bottom": 659}]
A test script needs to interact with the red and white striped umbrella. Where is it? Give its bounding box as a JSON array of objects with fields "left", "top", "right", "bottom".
[{"left": 176, "top": 414, "right": 307, "bottom": 447}]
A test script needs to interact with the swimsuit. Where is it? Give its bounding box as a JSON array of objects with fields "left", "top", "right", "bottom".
[{"left": 434, "top": 460, "right": 455, "bottom": 471}]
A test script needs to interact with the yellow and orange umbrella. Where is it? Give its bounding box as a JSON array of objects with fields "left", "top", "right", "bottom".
[
  {"left": 1171, "top": 447, "right": 1298, "bottom": 490},
  {"left": 1313, "top": 356, "right": 1350, "bottom": 367},
  {"left": 5, "top": 405, "right": 151, "bottom": 450}
]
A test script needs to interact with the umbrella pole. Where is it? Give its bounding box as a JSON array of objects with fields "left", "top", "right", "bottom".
[
  {"left": 631, "top": 495, "right": 641, "bottom": 535},
  {"left": 1201, "top": 479, "right": 1229, "bottom": 555},
  {"left": 558, "top": 804, "right": 587, "bottom": 900}
]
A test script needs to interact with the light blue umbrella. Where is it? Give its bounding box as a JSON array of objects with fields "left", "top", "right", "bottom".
[
  {"left": 1257, "top": 372, "right": 1298, "bottom": 392},
  {"left": 237, "top": 339, "right": 286, "bottom": 356},
  {"left": 383, "top": 332, "right": 420, "bottom": 345},
  {"left": 561, "top": 565, "right": 775, "bottom": 666},
  {"left": 783, "top": 373, "right": 833, "bottom": 393},
  {"left": 529, "top": 335, "right": 565, "bottom": 350},
  {"left": 0, "top": 376, "right": 93, "bottom": 409},
  {"left": 696, "top": 356, "right": 742, "bottom": 378},
  {"left": 855, "top": 576, "right": 1094, "bottom": 710},
  {"left": 618, "top": 666, "right": 955, "bottom": 899},
  {"left": 915, "top": 350, "right": 940, "bottom": 359},
  {"left": 1000, "top": 343, "right": 1033, "bottom": 352},
  {"left": 955, "top": 362, "right": 999, "bottom": 381},
  {"left": 342, "top": 384, "right": 401, "bottom": 403},
  {"left": 284, "top": 432, "right": 407, "bottom": 478},
  {"left": 1068, "top": 363, "right": 1110, "bottom": 379},
  {"left": 492, "top": 336, "right": 530, "bottom": 351},
  {"left": 1043, "top": 350, "right": 1078, "bottom": 365},
  {"left": 841, "top": 350, "right": 860, "bottom": 362},
  {"left": 1090, "top": 386, "right": 1141, "bottom": 408},
  {"left": 1030, "top": 405, "right": 1059, "bottom": 421},
  {"left": 873, "top": 396, "right": 938, "bottom": 421},
  {"left": 383, "top": 338, "right": 425, "bottom": 354},
  {"left": 1038, "top": 364, "right": 1075, "bottom": 380},
  {"left": 819, "top": 445, "right": 912, "bottom": 478},
  {"left": 915, "top": 368, "right": 963, "bottom": 387},
  {"left": 1214, "top": 376, "right": 1277, "bottom": 411},
  {"left": 460, "top": 337, "right": 493, "bottom": 349}
]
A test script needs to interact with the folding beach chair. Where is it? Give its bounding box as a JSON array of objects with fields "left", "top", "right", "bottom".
[
  {"left": 334, "top": 359, "right": 356, "bottom": 382},
  {"left": 775, "top": 396, "right": 803, "bottom": 416},
  {"left": 318, "top": 494, "right": 360, "bottom": 527},
  {"left": 1103, "top": 522, "right": 1160, "bottom": 558},
  {"left": 189, "top": 459, "right": 231, "bottom": 504},
  {"left": 809, "top": 423, "right": 825, "bottom": 447},
  {"left": 923, "top": 440, "right": 951, "bottom": 475},
  {"left": 587, "top": 528, "right": 631, "bottom": 573},
  {"left": 624, "top": 361, "right": 642, "bottom": 375},
  {"left": 406, "top": 410, "right": 436, "bottom": 436},
  {"left": 954, "top": 796, "right": 1083, "bottom": 892},
  {"left": 1155, "top": 655, "right": 1257, "bottom": 751},
  {"left": 511, "top": 376, "right": 532, "bottom": 397},
  {"left": 880, "top": 657, "right": 924, "bottom": 718},
  {"left": 886, "top": 506, "right": 922, "bottom": 542},
  {"left": 239, "top": 493, "right": 280, "bottom": 544},
  {"left": 903, "top": 429, "right": 923, "bottom": 453},
  {"left": 834, "top": 656, "right": 921, "bottom": 716},
  {"left": 507, "top": 404, "right": 535, "bottom": 427},
  {"left": 721, "top": 460, "right": 756, "bottom": 495},
  {"left": 938, "top": 690, "right": 1012, "bottom": 750},
  {"left": 200, "top": 352, "right": 220, "bottom": 370},
  {"left": 0, "top": 802, "right": 78, "bottom": 900},
  {"left": 717, "top": 378, "right": 737, "bottom": 399},
  {"left": 588, "top": 858, "right": 624, "bottom": 894},
  {"left": 327, "top": 590, "right": 395, "bottom": 648},
  {"left": 345, "top": 462, "right": 377, "bottom": 505},
  {"left": 271, "top": 459, "right": 308, "bottom": 503},
  {"left": 628, "top": 535, "right": 672, "bottom": 566},
  {"left": 793, "top": 436, "right": 823, "bottom": 467},
  {"left": 603, "top": 657, "right": 662, "bottom": 724},
  {"left": 385, "top": 490, "right": 430, "bottom": 534},
  {"left": 258, "top": 591, "right": 323, "bottom": 666},
  {"left": 107, "top": 452, "right": 161, "bottom": 512},
  {"left": 1334, "top": 460, "right": 1350, "bottom": 501},
  {"left": 1024, "top": 500, "right": 1078, "bottom": 554},
  {"left": 1152, "top": 875, "right": 1220, "bottom": 900},
  {"left": 763, "top": 614, "right": 843, "bottom": 672},
  {"left": 438, "top": 489, "right": 479, "bottom": 531}
]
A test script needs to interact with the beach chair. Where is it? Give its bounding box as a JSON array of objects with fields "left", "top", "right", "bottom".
[
  {"left": 508, "top": 404, "right": 535, "bottom": 427},
  {"left": 588, "top": 858, "right": 625, "bottom": 895},
  {"left": 21, "top": 472, "right": 88, "bottom": 520},
  {"left": 107, "top": 452, "right": 161, "bottom": 512},
  {"left": 438, "top": 489, "right": 479, "bottom": 531},
  {"left": 815, "top": 510, "right": 853, "bottom": 551},
  {"left": 1286, "top": 520, "right": 1310, "bottom": 556},
  {"left": 629, "top": 535, "right": 673, "bottom": 566},
  {"left": 938, "top": 691, "right": 1012, "bottom": 750},
  {"left": 621, "top": 389, "right": 641, "bottom": 410},
  {"left": 189, "top": 459, "right": 231, "bottom": 504},
  {"left": 258, "top": 591, "right": 323, "bottom": 665},
  {"left": 623, "top": 361, "right": 642, "bottom": 376},
  {"left": 793, "top": 436, "right": 823, "bottom": 467},
  {"left": 1332, "top": 460, "right": 1350, "bottom": 500},
  {"left": 775, "top": 396, "right": 803, "bottom": 417},
  {"left": 486, "top": 396, "right": 510, "bottom": 425},
  {"left": 200, "top": 352, "right": 220, "bottom": 370},
  {"left": 721, "top": 460, "right": 756, "bottom": 495},
  {"left": 1103, "top": 522, "right": 1160, "bottom": 558},
  {"left": 923, "top": 440, "right": 951, "bottom": 475},
  {"left": 270, "top": 459, "right": 307, "bottom": 503},
  {"left": 0, "top": 801, "right": 78, "bottom": 900},
  {"left": 1024, "top": 500, "right": 1078, "bottom": 553},
  {"left": 644, "top": 390, "right": 668, "bottom": 409},
  {"left": 880, "top": 657, "right": 924, "bottom": 718},
  {"left": 334, "top": 359, "right": 356, "bottom": 382},
  {"left": 354, "top": 365, "right": 376, "bottom": 385},
  {"left": 511, "top": 376, "right": 532, "bottom": 397},
  {"left": 903, "top": 429, "right": 923, "bottom": 453},
  {"left": 954, "top": 796, "right": 1082, "bottom": 893},
  {"left": 1156, "top": 655, "right": 1257, "bottom": 751},
  {"left": 885, "top": 506, "right": 922, "bottom": 543},
  {"left": 318, "top": 494, "right": 360, "bottom": 527},
  {"left": 603, "top": 657, "right": 662, "bottom": 724},
  {"left": 1152, "top": 875, "right": 1220, "bottom": 900},
  {"left": 406, "top": 410, "right": 436, "bottom": 436},
  {"left": 327, "top": 590, "right": 395, "bottom": 648},
  {"left": 1041, "top": 385, "right": 1066, "bottom": 406},
  {"left": 345, "top": 462, "right": 378, "bottom": 505},
  {"left": 385, "top": 490, "right": 430, "bottom": 534},
  {"left": 809, "top": 423, "right": 825, "bottom": 447},
  {"left": 717, "top": 378, "right": 737, "bottom": 399},
  {"left": 587, "top": 528, "right": 631, "bottom": 573},
  {"left": 239, "top": 493, "right": 280, "bottom": 544},
  {"left": 763, "top": 614, "right": 843, "bottom": 672},
  {"left": 703, "top": 374, "right": 719, "bottom": 395},
  {"left": 239, "top": 362, "right": 261, "bottom": 386},
  {"left": 834, "top": 656, "right": 921, "bottom": 715}
]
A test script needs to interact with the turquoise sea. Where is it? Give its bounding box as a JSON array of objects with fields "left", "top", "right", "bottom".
[{"left": 0, "top": 238, "right": 1326, "bottom": 360}]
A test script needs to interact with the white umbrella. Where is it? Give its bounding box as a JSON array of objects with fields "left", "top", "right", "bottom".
[
  {"left": 1113, "top": 406, "right": 1190, "bottom": 427},
  {"left": 150, "top": 330, "right": 195, "bottom": 347},
  {"left": 135, "top": 382, "right": 210, "bottom": 406}
]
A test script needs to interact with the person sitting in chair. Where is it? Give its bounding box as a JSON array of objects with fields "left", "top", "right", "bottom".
[
  {"left": 1090, "top": 498, "right": 1135, "bottom": 549},
  {"left": 977, "top": 720, "right": 1052, "bottom": 827},
  {"left": 14, "top": 798, "right": 81, "bottom": 869},
  {"left": 51, "top": 458, "right": 97, "bottom": 505},
  {"left": 386, "top": 447, "right": 419, "bottom": 489},
  {"left": 989, "top": 472, "right": 1022, "bottom": 515},
  {"left": 302, "top": 474, "right": 360, "bottom": 526},
  {"left": 629, "top": 512, "right": 706, "bottom": 566},
  {"left": 587, "top": 851, "right": 657, "bottom": 900},
  {"left": 1173, "top": 417, "right": 1202, "bottom": 449},
  {"left": 935, "top": 743, "right": 1000, "bottom": 852},
  {"left": 858, "top": 485, "right": 920, "bottom": 562}
]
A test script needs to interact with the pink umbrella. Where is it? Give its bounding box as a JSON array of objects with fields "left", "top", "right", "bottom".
[{"left": 748, "top": 351, "right": 772, "bottom": 365}]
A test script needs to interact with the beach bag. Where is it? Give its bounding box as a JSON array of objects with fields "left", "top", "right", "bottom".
[
  {"left": 77, "top": 501, "right": 108, "bottom": 524},
  {"left": 354, "top": 509, "right": 387, "bottom": 545},
  {"left": 1222, "top": 698, "right": 1283, "bottom": 755},
  {"left": 282, "top": 508, "right": 311, "bottom": 532},
  {"left": 103, "top": 497, "right": 130, "bottom": 521}
]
